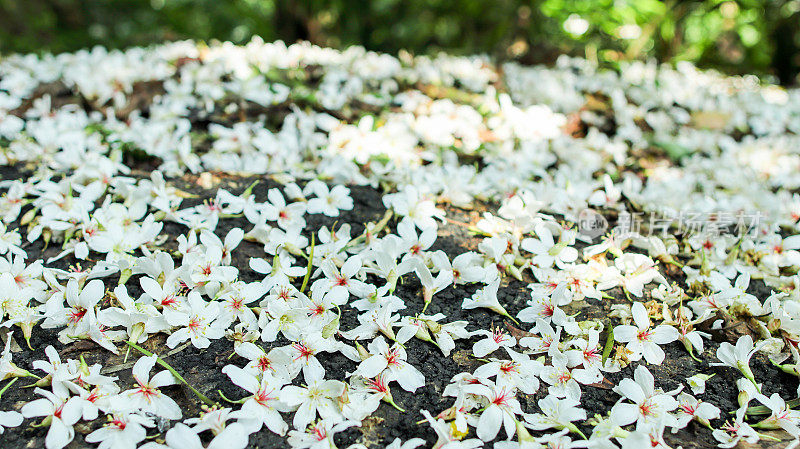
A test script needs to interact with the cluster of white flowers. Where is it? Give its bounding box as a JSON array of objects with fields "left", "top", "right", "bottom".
[{"left": 0, "top": 37, "right": 799, "bottom": 449}]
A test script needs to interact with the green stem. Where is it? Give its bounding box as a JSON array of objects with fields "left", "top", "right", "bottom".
[
  {"left": 421, "top": 300, "right": 430, "bottom": 314},
  {"left": 218, "top": 390, "right": 249, "bottom": 404},
  {"left": 382, "top": 394, "right": 406, "bottom": 413},
  {"left": 342, "top": 210, "right": 393, "bottom": 252},
  {"left": 300, "top": 233, "right": 315, "bottom": 294},
  {"left": 668, "top": 259, "right": 684, "bottom": 268},
  {"left": 0, "top": 378, "right": 18, "bottom": 400},
  {"left": 698, "top": 419, "right": 714, "bottom": 431},
  {"left": 756, "top": 432, "right": 782, "bottom": 442},
  {"left": 565, "top": 423, "right": 588, "bottom": 440},
  {"left": 242, "top": 180, "right": 259, "bottom": 197},
  {"left": 125, "top": 341, "right": 214, "bottom": 406},
  {"left": 744, "top": 397, "right": 800, "bottom": 415},
  {"left": 499, "top": 310, "right": 520, "bottom": 325}
]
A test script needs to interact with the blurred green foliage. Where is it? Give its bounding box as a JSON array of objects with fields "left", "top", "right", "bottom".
[{"left": 1, "top": 0, "right": 798, "bottom": 84}]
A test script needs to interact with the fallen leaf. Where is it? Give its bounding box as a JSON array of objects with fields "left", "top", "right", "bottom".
[
  {"left": 586, "top": 377, "right": 615, "bottom": 390},
  {"left": 506, "top": 322, "right": 535, "bottom": 341}
]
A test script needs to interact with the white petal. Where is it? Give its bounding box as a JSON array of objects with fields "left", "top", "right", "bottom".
[
  {"left": 476, "top": 405, "right": 503, "bottom": 442},
  {"left": 357, "top": 355, "right": 388, "bottom": 378}
]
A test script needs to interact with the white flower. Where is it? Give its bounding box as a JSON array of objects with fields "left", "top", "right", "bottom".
[
  {"left": 382, "top": 186, "right": 445, "bottom": 230},
  {"left": 217, "top": 281, "right": 267, "bottom": 329},
  {"left": 286, "top": 332, "right": 335, "bottom": 381},
  {"left": 318, "top": 255, "right": 370, "bottom": 297},
  {"left": 98, "top": 285, "right": 166, "bottom": 345},
  {"left": 540, "top": 350, "right": 592, "bottom": 401},
  {"left": 711, "top": 334, "right": 766, "bottom": 392},
  {"left": 517, "top": 283, "right": 571, "bottom": 325},
  {"left": 0, "top": 331, "right": 36, "bottom": 379},
  {"left": 165, "top": 291, "right": 224, "bottom": 349},
  {"left": 395, "top": 314, "right": 469, "bottom": 357},
  {"left": 610, "top": 365, "right": 678, "bottom": 427},
  {"left": 185, "top": 407, "right": 252, "bottom": 449},
  {"left": 712, "top": 407, "right": 760, "bottom": 448},
  {"left": 519, "top": 318, "right": 560, "bottom": 354},
  {"left": 21, "top": 384, "right": 82, "bottom": 449},
  {"left": 249, "top": 254, "right": 306, "bottom": 290},
  {"left": 286, "top": 418, "right": 359, "bottom": 449},
  {"left": 306, "top": 182, "right": 353, "bottom": 217},
  {"left": 85, "top": 413, "right": 153, "bottom": 449},
  {"left": 43, "top": 278, "right": 104, "bottom": 336},
  {"left": 449, "top": 252, "right": 487, "bottom": 285},
  {"left": 752, "top": 393, "right": 800, "bottom": 438},
  {"left": 600, "top": 253, "right": 667, "bottom": 297},
  {"left": 140, "top": 423, "right": 204, "bottom": 449},
  {"left": 468, "top": 382, "right": 522, "bottom": 441},
  {"left": 565, "top": 329, "right": 603, "bottom": 374},
  {"left": 0, "top": 223, "right": 25, "bottom": 258},
  {"left": 614, "top": 302, "right": 679, "bottom": 365},
  {"left": 260, "top": 188, "right": 307, "bottom": 230},
  {"left": 233, "top": 342, "right": 292, "bottom": 380},
  {"left": 353, "top": 336, "right": 425, "bottom": 392},
  {"left": 279, "top": 374, "right": 345, "bottom": 430},
  {"left": 471, "top": 328, "right": 515, "bottom": 357},
  {"left": 385, "top": 438, "right": 426, "bottom": 449},
  {"left": 222, "top": 366, "right": 289, "bottom": 436},
  {"left": 524, "top": 394, "right": 586, "bottom": 435},
  {"left": 462, "top": 276, "right": 515, "bottom": 321},
  {"left": 139, "top": 276, "right": 182, "bottom": 311},
  {"left": 340, "top": 304, "right": 399, "bottom": 341},
  {"left": 396, "top": 218, "right": 436, "bottom": 260},
  {"left": 112, "top": 354, "right": 181, "bottom": 420},
  {"left": 473, "top": 347, "right": 542, "bottom": 394},
  {"left": 201, "top": 229, "right": 243, "bottom": 266},
  {"left": 671, "top": 392, "right": 720, "bottom": 432},
  {"left": 420, "top": 409, "right": 483, "bottom": 449},
  {"left": 521, "top": 223, "right": 578, "bottom": 269}
]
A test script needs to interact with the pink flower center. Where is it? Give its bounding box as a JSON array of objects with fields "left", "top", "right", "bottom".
[
  {"left": 255, "top": 388, "right": 276, "bottom": 406},
  {"left": 68, "top": 307, "right": 87, "bottom": 324},
  {"left": 257, "top": 356, "right": 272, "bottom": 372},
  {"left": 386, "top": 349, "right": 400, "bottom": 366},
  {"left": 293, "top": 342, "right": 314, "bottom": 360},
  {"left": 492, "top": 329, "right": 506, "bottom": 344}
]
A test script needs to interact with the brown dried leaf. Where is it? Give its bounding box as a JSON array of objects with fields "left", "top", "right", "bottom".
[
  {"left": 586, "top": 377, "right": 615, "bottom": 390},
  {"left": 60, "top": 339, "right": 100, "bottom": 355},
  {"left": 506, "top": 322, "right": 535, "bottom": 341},
  {"left": 697, "top": 310, "right": 759, "bottom": 343}
]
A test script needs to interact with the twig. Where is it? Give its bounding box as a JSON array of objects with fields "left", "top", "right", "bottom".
[{"left": 102, "top": 341, "right": 191, "bottom": 374}]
